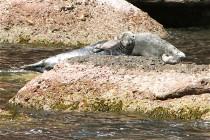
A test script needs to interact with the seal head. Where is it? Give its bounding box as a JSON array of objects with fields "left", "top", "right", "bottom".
[
  {"left": 119, "top": 31, "right": 135, "bottom": 55},
  {"left": 162, "top": 45, "right": 186, "bottom": 64}
]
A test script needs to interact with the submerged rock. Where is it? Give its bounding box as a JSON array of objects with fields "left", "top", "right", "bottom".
[
  {"left": 0, "top": 0, "right": 166, "bottom": 46},
  {"left": 10, "top": 56, "right": 210, "bottom": 120}
]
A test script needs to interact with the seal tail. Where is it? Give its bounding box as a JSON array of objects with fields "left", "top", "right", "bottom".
[{"left": 20, "top": 60, "right": 45, "bottom": 73}]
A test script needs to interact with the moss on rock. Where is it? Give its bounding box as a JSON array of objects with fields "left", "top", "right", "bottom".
[
  {"left": 52, "top": 101, "right": 80, "bottom": 111},
  {"left": 140, "top": 106, "right": 209, "bottom": 120},
  {"left": 89, "top": 98, "right": 123, "bottom": 112}
]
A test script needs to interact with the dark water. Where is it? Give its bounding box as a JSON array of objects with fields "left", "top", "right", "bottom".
[
  {"left": 0, "top": 28, "right": 210, "bottom": 139},
  {"left": 0, "top": 44, "right": 71, "bottom": 70},
  {"left": 167, "top": 27, "right": 210, "bottom": 64}
]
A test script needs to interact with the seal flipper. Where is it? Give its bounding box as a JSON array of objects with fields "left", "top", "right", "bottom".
[
  {"left": 21, "top": 60, "right": 47, "bottom": 72},
  {"left": 92, "top": 40, "right": 120, "bottom": 54}
]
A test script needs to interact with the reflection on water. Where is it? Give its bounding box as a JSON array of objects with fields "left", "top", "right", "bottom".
[{"left": 0, "top": 28, "right": 210, "bottom": 139}]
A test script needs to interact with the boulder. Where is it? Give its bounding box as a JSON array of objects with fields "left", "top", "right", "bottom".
[
  {"left": 0, "top": 0, "right": 167, "bottom": 46},
  {"left": 10, "top": 56, "right": 210, "bottom": 120}
]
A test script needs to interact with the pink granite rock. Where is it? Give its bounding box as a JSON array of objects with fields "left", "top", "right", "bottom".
[
  {"left": 9, "top": 56, "right": 210, "bottom": 120},
  {"left": 0, "top": 0, "right": 167, "bottom": 46}
]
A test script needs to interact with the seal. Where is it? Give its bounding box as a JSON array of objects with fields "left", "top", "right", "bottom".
[
  {"left": 131, "top": 32, "right": 186, "bottom": 64},
  {"left": 21, "top": 32, "right": 135, "bottom": 72},
  {"left": 21, "top": 31, "right": 185, "bottom": 72}
]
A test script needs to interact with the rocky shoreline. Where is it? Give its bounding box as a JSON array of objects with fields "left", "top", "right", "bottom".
[{"left": 9, "top": 56, "right": 210, "bottom": 120}]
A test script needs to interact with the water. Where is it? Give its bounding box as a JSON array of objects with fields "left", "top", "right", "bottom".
[
  {"left": 0, "top": 44, "right": 71, "bottom": 70},
  {"left": 167, "top": 27, "right": 210, "bottom": 64},
  {"left": 0, "top": 28, "right": 210, "bottom": 139},
  {"left": 0, "top": 112, "right": 210, "bottom": 139}
]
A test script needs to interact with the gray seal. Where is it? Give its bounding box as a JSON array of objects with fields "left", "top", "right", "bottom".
[
  {"left": 21, "top": 32, "right": 135, "bottom": 72},
  {"left": 130, "top": 32, "right": 186, "bottom": 64}
]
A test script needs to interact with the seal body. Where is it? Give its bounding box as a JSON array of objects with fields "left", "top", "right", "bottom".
[
  {"left": 132, "top": 32, "right": 186, "bottom": 64},
  {"left": 21, "top": 31, "right": 185, "bottom": 72},
  {"left": 22, "top": 32, "right": 135, "bottom": 72}
]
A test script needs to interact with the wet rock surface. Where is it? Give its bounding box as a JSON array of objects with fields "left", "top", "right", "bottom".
[
  {"left": 10, "top": 56, "right": 210, "bottom": 120},
  {"left": 0, "top": 0, "right": 166, "bottom": 46}
]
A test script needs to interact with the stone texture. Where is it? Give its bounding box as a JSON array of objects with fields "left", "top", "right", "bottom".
[
  {"left": 9, "top": 56, "right": 210, "bottom": 120},
  {"left": 0, "top": 0, "right": 167, "bottom": 46}
]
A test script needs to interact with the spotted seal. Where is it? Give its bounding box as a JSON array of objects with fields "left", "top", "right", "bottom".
[{"left": 21, "top": 32, "right": 135, "bottom": 72}]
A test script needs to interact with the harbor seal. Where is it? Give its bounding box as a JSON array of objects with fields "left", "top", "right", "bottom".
[
  {"left": 21, "top": 31, "right": 185, "bottom": 72},
  {"left": 130, "top": 32, "right": 186, "bottom": 64},
  {"left": 21, "top": 32, "right": 135, "bottom": 72}
]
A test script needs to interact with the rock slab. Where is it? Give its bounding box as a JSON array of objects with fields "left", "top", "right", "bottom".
[{"left": 10, "top": 56, "right": 210, "bottom": 120}]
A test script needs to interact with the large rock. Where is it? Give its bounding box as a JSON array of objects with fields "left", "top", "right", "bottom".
[
  {"left": 0, "top": 0, "right": 166, "bottom": 46},
  {"left": 10, "top": 56, "right": 210, "bottom": 120}
]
